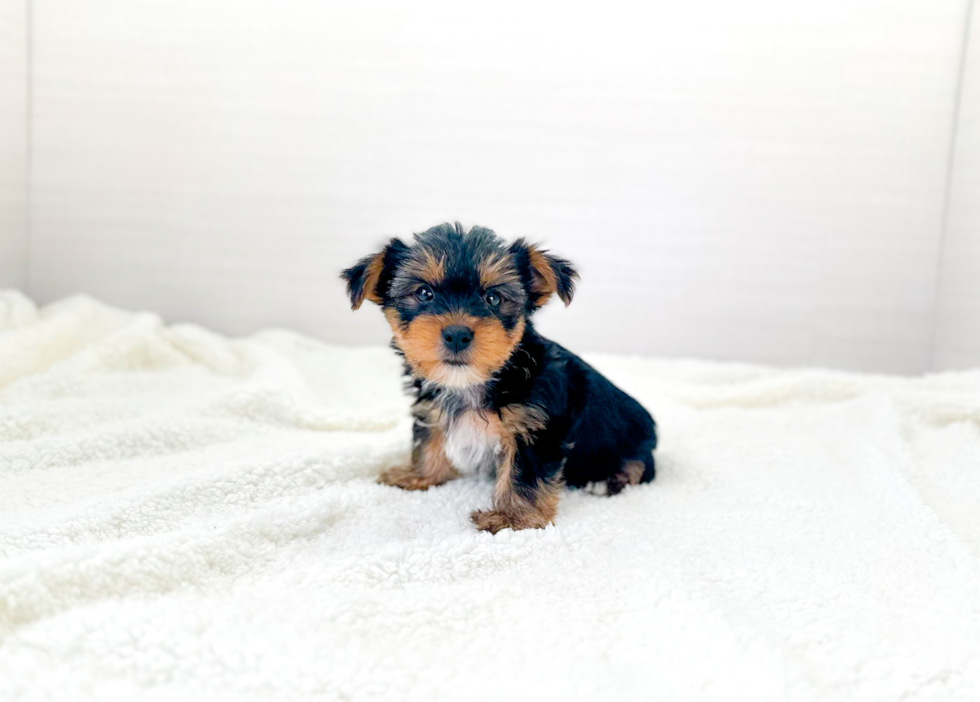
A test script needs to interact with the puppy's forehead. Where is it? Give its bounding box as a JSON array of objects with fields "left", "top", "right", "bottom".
[{"left": 403, "top": 228, "right": 514, "bottom": 286}]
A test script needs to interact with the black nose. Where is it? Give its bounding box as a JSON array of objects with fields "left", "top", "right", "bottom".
[{"left": 441, "top": 325, "right": 473, "bottom": 354}]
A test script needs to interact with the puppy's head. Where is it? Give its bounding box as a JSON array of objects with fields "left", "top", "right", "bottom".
[{"left": 342, "top": 222, "right": 577, "bottom": 388}]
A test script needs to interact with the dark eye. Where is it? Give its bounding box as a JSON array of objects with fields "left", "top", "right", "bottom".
[
  {"left": 415, "top": 285, "right": 434, "bottom": 303},
  {"left": 485, "top": 290, "right": 501, "bottom": 308}
]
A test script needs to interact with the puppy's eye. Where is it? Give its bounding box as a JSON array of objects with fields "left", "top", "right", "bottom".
[
  {"left": 415, "top": 285, "right": 434, "bottom": 303},
  {"left": 485, "top": 291, "right": 501, "bottom": 308}
]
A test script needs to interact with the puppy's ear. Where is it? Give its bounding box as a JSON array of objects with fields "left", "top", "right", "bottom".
[
  {"left": 508, "top": 239, "right": 578, "bottom": 308},
  {"left": 341, "top": 238, "right": 409, "bottom": 310}
]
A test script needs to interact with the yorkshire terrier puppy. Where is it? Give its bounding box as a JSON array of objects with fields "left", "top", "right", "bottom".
[{"left": 342, "top": 223, "right": 657, "bottom": 533}]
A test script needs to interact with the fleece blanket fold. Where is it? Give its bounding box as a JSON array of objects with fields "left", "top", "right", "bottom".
[{"left": 1, "top": 291, "right": 979, "bottom": 701}]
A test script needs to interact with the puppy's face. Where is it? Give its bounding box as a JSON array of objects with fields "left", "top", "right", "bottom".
[{"left": 342, "top": 224, "right": 577, "bottom": 388}]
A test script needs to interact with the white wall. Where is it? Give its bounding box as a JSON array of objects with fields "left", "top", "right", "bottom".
[
  {"left": 0, "top": 0, "right": 26, "bottom": 290},
  {"left": 934, "top": 6, "right": 980, "bottom": 371},
  {"left": 22, "top": 0, "right": 977, "bottom": 372}
]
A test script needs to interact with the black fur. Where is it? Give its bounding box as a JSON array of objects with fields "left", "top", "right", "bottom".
[{"left": 419, "top": 323, "right": 657, "bottom": 492}]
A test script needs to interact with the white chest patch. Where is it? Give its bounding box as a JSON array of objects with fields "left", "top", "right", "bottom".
[{"left": 442, "top": 411, "right": 501, "bottom": 476}]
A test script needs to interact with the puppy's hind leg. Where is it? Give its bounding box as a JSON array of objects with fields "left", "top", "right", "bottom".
[{"left": 606, "top": 450, "right": 655, "bottom": 496}]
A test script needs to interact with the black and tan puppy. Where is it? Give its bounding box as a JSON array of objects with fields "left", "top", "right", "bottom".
[{"left": 342, "top": 223, "right": 657, "bottom": 533}]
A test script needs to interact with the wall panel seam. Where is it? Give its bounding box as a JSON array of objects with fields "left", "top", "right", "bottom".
[
  {"left": 929, "top": 0, "right": 976, "bottom": 371},
  {"left": 23, "top": 0, "right": 32, "bottom": 296}
]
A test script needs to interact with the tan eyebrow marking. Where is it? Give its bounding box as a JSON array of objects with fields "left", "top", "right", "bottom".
[
  {"left": 478, "top": 253, "right": 520, "bottom": 288},
  {"left": 403, "top": 248, "right": 445, "bottom": 284}
]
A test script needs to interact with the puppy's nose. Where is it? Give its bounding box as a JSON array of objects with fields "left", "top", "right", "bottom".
[{"left": 441, "top": 325, "right": 473, "bottom": 354}]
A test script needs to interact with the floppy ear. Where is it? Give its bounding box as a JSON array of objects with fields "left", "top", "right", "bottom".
[
  {"left": 508, "top": 239, "right": 578, "bottom": 309},
  {"left": 341, "top": 238, "right": 408, "bottom": 310}
]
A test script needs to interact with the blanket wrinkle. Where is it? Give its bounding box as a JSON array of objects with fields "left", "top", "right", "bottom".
[{"left": 1, "top": 292, "right": 979, "bottom": 701}]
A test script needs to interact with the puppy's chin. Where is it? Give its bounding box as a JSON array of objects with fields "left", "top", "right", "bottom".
[{"left": 426, "top": 362, "right": 486, "bottom": 389}]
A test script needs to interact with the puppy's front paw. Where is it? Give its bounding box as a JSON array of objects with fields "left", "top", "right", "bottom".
[
  {"left": 470, "top": 509, "right": 551, "bottom": 533},
  {"left": 378, "top": 466, "right": 436, "bottom": 491}
]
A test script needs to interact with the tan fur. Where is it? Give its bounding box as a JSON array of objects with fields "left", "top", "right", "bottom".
[
  {"left": 351, "top": 253, "right": 385, "bottom": 309},
  {"left": 472, "top": 477, "right": 562, "bottom": 534},
  {"left": 378, "top": 425, "right": 459, "bottom": 490},
  {"left": 607, "top": 458, "right": 646, "bottom": 494},
  {"left": 524, "top": 247, "right": 562, "bottom": 308},
  {"left": 383, "top": 310, "right": 524, "bottom": 388},
  {"left": 471, "top": 402, "right": 560, "bottom": 533},
  {"left": 622, "top": 459, "right": 645, "bottom": 485},
  {"left": 467, "top": 317, "right": 525, "bottom": 382},
  {"left": 499, "top": 403, "right": 547, "bottom": 443},
  {"left": 384, "top": 309, "right": 446, "bottom": 382},
  {"left": 402, "top": 248, "right": 445, "bottom": 285},
  {"left": 491, "top": 403, "right": 547, "bottom": 505},
  {"left": 478, "top": 254, "right": 520, "bottom": 289},
  {"left": 527, "top": 248, "right": 558, "bottom": 298}
]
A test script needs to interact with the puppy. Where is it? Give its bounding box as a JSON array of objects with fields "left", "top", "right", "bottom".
[{"left": 342, "top": 223, "right": 657, "bottom": 533}]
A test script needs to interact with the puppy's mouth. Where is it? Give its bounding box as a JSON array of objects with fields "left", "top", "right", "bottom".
[{"left": 430, "top": 358, "right": 486, "bottom": 388}]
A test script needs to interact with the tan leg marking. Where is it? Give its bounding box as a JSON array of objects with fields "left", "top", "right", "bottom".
[
  {"left": 607, "top": 459, "right": 646, "bottom": 495},
  {"left": 471, "top": 479, "right": 561, "bottom": 533},
  {"left": 622, "top": 459, "right": 646, "bottom": 484},
  {"left": 471, "top": 404, "right": 561, "bottom": 533},
  {"left": 378, "top": 426, "right": 458, "bottom": 491}
]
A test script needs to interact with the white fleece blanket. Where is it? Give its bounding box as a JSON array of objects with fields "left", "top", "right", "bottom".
[{"left": 1, "top": 292, "right": 979, "bottom": 702}]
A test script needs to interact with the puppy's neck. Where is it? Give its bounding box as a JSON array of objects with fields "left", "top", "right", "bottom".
[{"left": 421, "top": 380, "right": 487, "bottom": 416}]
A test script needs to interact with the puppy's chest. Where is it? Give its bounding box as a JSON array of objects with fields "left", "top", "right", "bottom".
[{"left": 441, "top": 410, "right": 501, "bottom": 476}]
